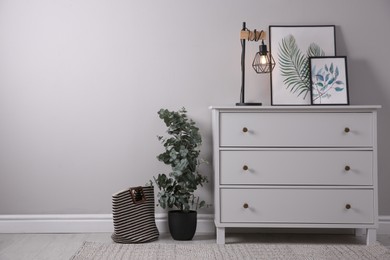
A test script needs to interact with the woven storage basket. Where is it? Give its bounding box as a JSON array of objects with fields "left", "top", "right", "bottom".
[{"left": 111, "top": 186, "right": 159, "bottom": 243}]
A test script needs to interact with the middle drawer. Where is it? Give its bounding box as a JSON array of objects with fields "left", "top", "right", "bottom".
[{"left": 220, "top": 150, "right": 373, "bottom": 185}]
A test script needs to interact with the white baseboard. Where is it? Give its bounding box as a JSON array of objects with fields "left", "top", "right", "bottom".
[
  {"left": 1, "top": 214, "right": 389, "bottom": 235},
  {"left": 378, "top": 216, "right": 390, "bottom": 235},
  {"left": 0, "top": 213, "right": 214, "bottom": 234},
  {"left": 0, "top": 214, "right": 114, "bottom": 233}
]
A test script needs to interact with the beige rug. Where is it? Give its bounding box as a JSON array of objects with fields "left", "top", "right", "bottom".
[{"left": 71, "top": 241, "right": 390, "bottom": 260}]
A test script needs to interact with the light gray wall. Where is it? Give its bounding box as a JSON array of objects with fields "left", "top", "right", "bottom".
[{"left": 0, "top": 0, "right": 389, "bottom": 215}]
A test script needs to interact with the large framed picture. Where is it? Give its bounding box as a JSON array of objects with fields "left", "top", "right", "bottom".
[
  {"left": 269, "top": 25, "right": 336, "bottom": 105},
  {"left": 309, "top": 56, "right": 349, "bottom": 105}
]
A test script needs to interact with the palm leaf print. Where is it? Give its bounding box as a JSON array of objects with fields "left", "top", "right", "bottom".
[
  {"left": 278, "top": 35, "right": 310, "bottom": 98},
  {"left": 278, "top": 36, "right": 326, "bottom": 99},
  {"left": 307, "top": 43, "right": 325, "bottom": 57}
]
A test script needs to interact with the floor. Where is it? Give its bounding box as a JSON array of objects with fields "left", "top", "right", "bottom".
[{"left": 0, "top": 233, "right": 389, "bottom": 260}]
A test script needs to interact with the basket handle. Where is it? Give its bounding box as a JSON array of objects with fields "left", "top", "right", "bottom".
[{"left": 129, "top": 186, "right": 146, "bottom": 204}]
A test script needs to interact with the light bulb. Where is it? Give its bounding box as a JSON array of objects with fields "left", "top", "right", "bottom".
[{"left": 260, "top": 54, "right": 267, "bottom": 65}]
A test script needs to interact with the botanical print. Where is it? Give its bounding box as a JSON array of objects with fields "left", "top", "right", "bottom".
[
  {"left": 270, "top": 26, "right": 335, "bottom": 105},
  {"left": 310, "top": 57, "right": 349, "bottom": 105},
  {"left": 278, "top": 35, "right": 325, "bottom": 101}
]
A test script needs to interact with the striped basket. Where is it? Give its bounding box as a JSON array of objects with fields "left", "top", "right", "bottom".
[{"left": 111, "top": 186, "right": 159, "bottom": 243}]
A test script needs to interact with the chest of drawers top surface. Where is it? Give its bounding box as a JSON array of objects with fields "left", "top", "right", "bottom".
[{"left": 209, "top": 105, "right": 381, "bottom": 110}]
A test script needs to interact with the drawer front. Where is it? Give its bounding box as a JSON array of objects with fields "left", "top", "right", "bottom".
[
  {"left": 220, "top": 188, "right": 374, "bottom": 224},
  {"left": 220, "top": 150, "right": 373, "bottom": 185},
  {"left": 219, "top": 112, "right": 373, "bottom": 147}
]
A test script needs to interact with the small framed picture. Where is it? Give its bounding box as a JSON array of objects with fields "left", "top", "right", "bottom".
[
  {"left": 309, "top": 56, "right": 349, "bottom": 105},
  {"left": 269, "top": 25, "right": 336, "bottom": 105}
]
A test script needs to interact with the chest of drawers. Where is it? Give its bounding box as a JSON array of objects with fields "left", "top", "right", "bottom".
[{"left": 210, "top": 106, "right": 380, "bottom": 245}]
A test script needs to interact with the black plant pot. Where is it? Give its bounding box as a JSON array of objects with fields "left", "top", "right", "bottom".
[{"left": 168, "top": 210, "right": 197, "bottom": 240}]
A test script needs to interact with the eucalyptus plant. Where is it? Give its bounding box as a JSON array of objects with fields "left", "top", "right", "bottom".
[
  {"left": 278, "top": 35, "right": 325, "bottom": 99},
  {"left": 152, "top": 108, "right": 208, "bottom": 213}
]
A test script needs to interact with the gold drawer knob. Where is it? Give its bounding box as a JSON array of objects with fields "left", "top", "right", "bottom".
[
  {"left": 345, "top": 165, "right": 351, "bottom": 171},
  {"left": 242, "top": 127, "right": 248, "bottom": 133},
  {"left": 345, "top": 204, "right": 351, "bottom": 209},
  {"left": 243, "top": 165, "right": 249, "bottom": 171},
  {"left": 344, "top": 127, "right": 350, "bottom": 133},
  {"left": 243, "top": 203, "right": 249, "bottom": 209}
]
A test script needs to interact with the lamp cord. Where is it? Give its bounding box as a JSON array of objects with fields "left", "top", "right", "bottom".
[{"left": 250, "top": 29, "right": 265, "bottom": 42}]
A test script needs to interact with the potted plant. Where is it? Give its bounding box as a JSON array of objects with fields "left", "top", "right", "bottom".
[{"left": 151, "top": 108, "right": 208, "bottom": 240}]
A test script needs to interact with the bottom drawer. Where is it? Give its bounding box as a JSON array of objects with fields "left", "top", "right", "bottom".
[{"left": 220, "top": 188, "right": 374, "bottom": 224}]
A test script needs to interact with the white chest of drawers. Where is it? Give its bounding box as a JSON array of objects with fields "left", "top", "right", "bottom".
[{"left": 210, "top": 106, "right": 380, "bottom": 245}]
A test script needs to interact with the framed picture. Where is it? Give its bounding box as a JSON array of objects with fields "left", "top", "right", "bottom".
[
  {"left": 309, "top": 56, "right": 349, "bottom": 105},
  {"left": 269, "top": 25, "right": 336, "bottom": 105}
]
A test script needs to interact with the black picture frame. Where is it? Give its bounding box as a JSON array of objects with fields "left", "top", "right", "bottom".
[
  {"left": 309, "top": 56, "right": 349, "bottom": 105},
  {"left": 269, "top": 25, "right": 336, "bottom": 105}
]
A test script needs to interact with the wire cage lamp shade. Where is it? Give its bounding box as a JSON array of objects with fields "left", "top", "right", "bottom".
[{"left": 252, "top": 41, "right": 276, "bottom": 74}]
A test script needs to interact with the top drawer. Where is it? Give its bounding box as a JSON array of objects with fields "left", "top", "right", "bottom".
[{"left": 220, "top": 112, "right": 373, "bottom": 147}]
